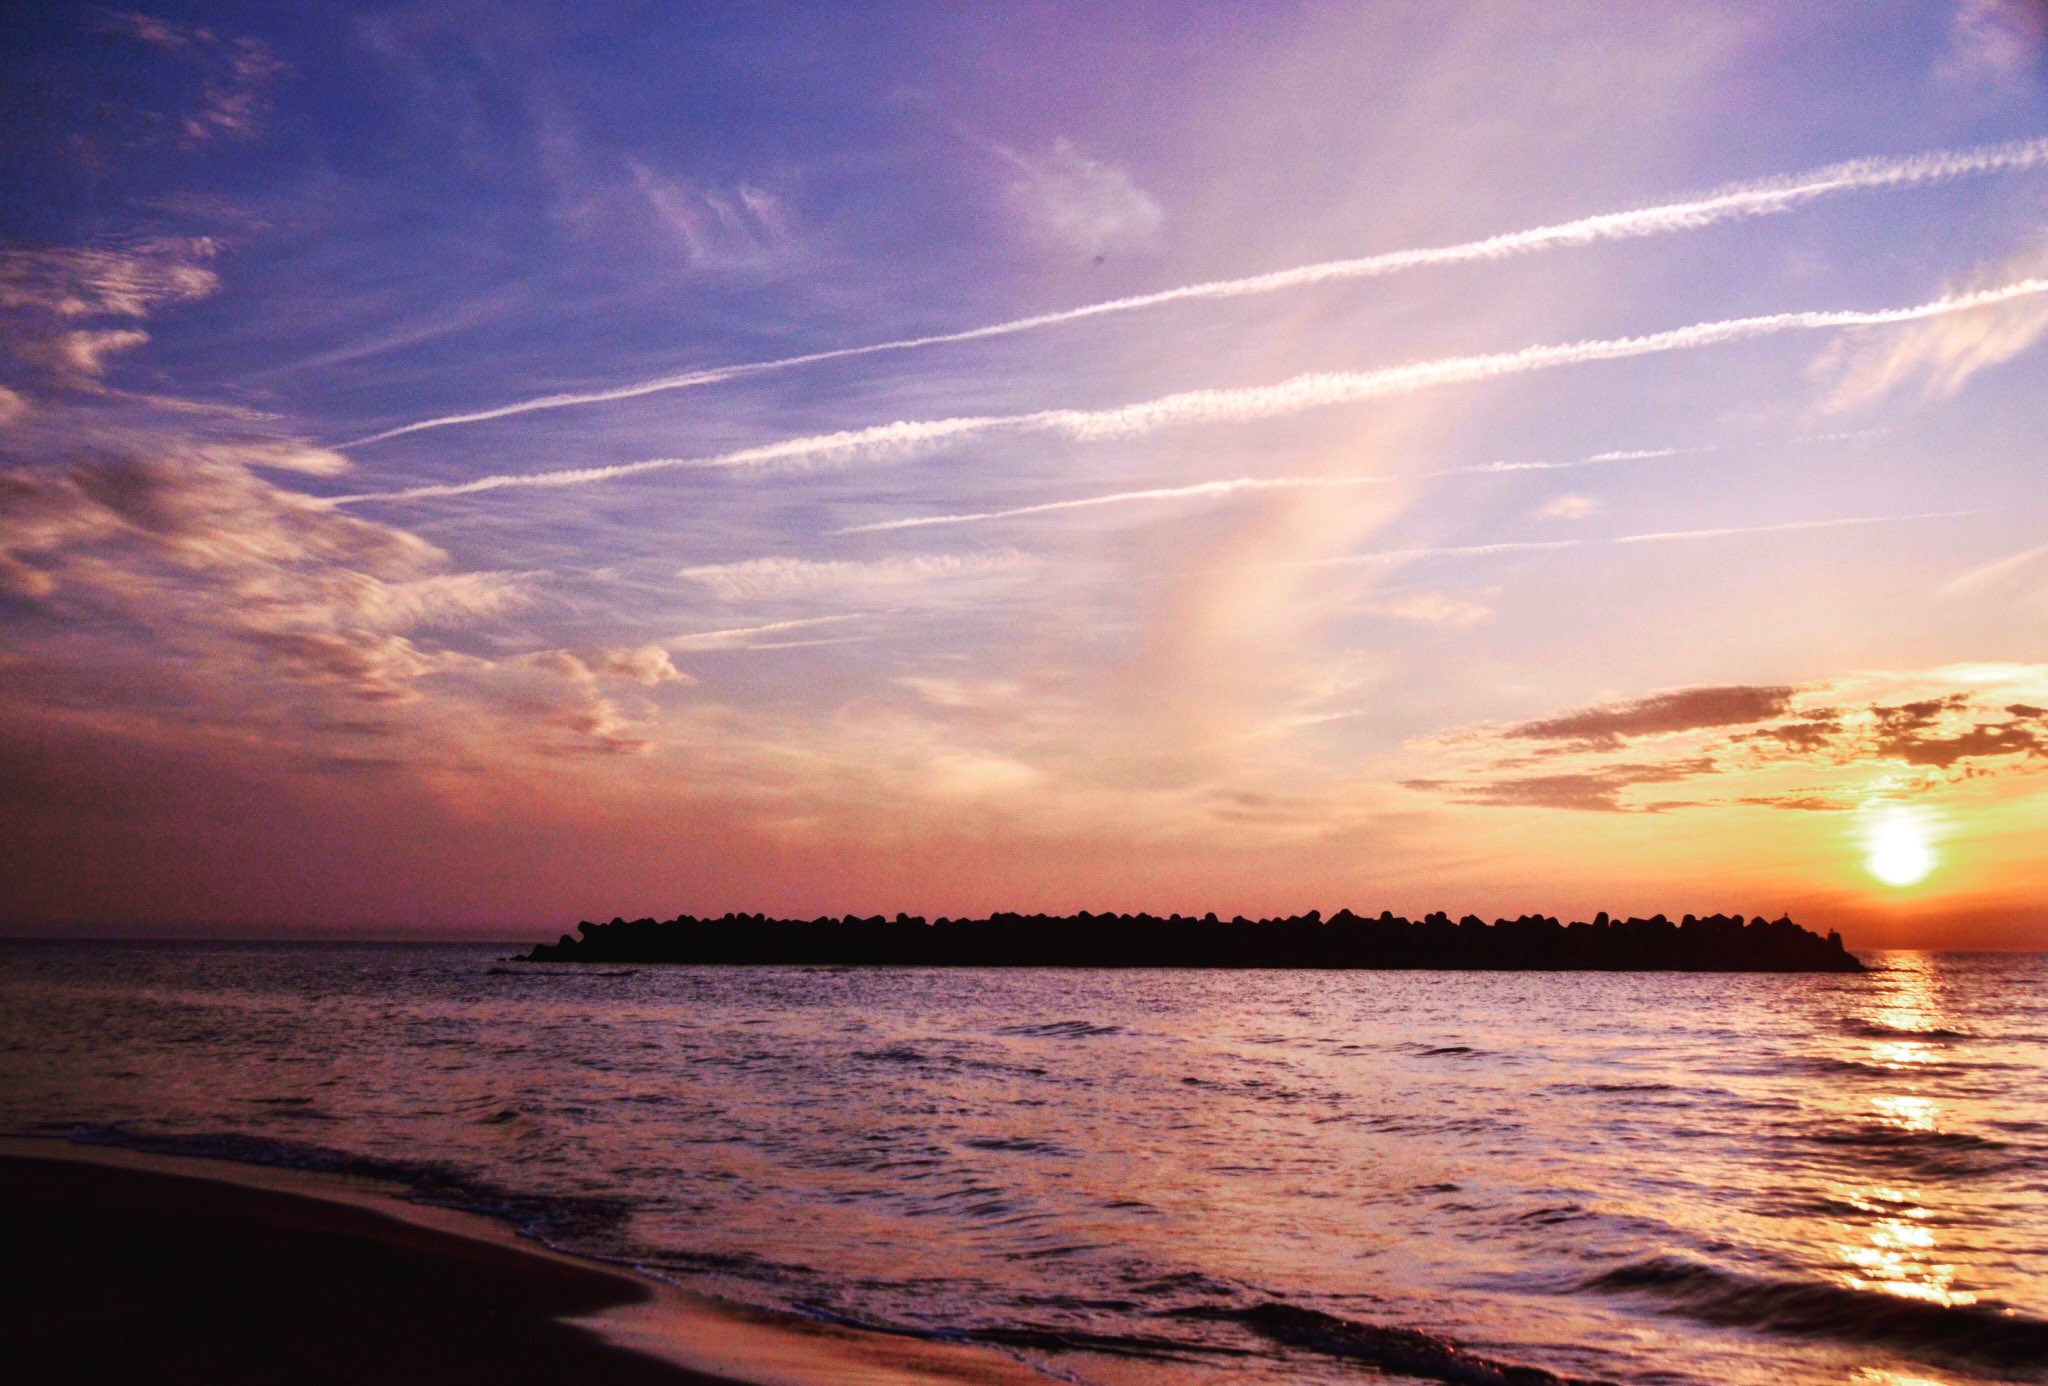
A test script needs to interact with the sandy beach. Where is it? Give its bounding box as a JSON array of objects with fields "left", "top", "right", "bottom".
[{"left": 0, "top": 1142, "right": 1049, "bottom": 1386}]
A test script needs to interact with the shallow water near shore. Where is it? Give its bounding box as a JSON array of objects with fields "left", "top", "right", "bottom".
[{"left": 1, "top": 944, "right": 2043, "bottom": 1386}]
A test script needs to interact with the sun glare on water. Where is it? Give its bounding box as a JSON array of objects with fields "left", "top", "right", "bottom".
[{"left": 1864, "top": 807, "right": 1935, "bottom": 888}]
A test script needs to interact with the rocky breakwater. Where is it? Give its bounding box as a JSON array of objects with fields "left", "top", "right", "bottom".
[{"left": 523, "top": 909, "right": 1865, "bottom": 971}]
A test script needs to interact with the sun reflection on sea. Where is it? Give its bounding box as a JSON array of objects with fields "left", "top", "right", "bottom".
[
  {"left": 1822, "top": 956, "right": 1983, "bottom": 1311},
  {"left": 1868, "top": 1040, "right": 1938, "bottom": 1068},
  {"left": 1866, "top": 953, "right": 1946, "bottom": 1036},
  {"left": 1833, "top": 1187, "right": 1977, "bottom": 1308},
  {"left": 1869, "top": 1094, "right": 1939, "bottom": 1133}
]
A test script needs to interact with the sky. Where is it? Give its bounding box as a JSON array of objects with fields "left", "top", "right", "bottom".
[{"left": 2, "top": 2, "right": 2046, "bottom": 945}]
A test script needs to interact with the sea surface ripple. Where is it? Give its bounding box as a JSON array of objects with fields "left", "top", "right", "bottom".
[{"left": 1, "top": 946, "right": 2042, "bottom": 1386}]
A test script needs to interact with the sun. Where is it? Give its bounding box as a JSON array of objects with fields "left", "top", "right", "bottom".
[{"left": 1865, "top": 807, "right": 1935, "bottom": 888}]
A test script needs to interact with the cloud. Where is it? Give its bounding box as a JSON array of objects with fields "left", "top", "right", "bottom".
[
  {"left": 1501, "top": 685, "right": 1799, "bottom": 749},
  {"left": 0, "top": 239, "right": 221, "bottom": 394},
  {"left": 101, "top": 11, "right": 286, "bottom": 145},
  {"left": 346, "top": 136, "right": 2048, "bottom": 446},
  {"left": 510, "top": 646, "right": 693, "bottom": 753},
  {"left": 628, "top": 162, "right": 799, "bottom": 273},
  {"left": 1865, "top": 696, "right": 2047, "bottom": 768},
  {"left": 0, "top": 239, "right": 221, "bottom": 319},
  {"left": 1003, "top": 138, "right": 1162, "bottom": 256},
  {"left": 1405, "top": 759, "right": 1715, "bottom": 813},
  {"left": 0, "top": 386, "right": 26, "bottom": 428},
  {"left": 589, "top": 644, "right": 691, "bottom": 686},
  {"left": 677, "top": 551, "right": 1028, "bottom": 601},
  {"left": 1535, "top": 494, "right": 1601, "bottom": 520},
  {"left": 0, "top": 436, "right": 518, "bottom": 702},
  {"left": 1816, "top": 242, "right": 2048, "bottom": 411},
  {"left": 340, "top": 279, "right": 2048, "bottom": 503},
  {"left": 10, "top": 328, "right": 152, "bottom": 386},
  {"left": 1410, "top": 668, "right": 2048, "bottom": 816},
  {"left": 241, "top": 629, "right": 442, "bottom": 704},
  {"left": 1367, "top": 592, "right": 1494, "bottom": 627},
  {"left": 1940, "top": 0, "right": 2047, "bottom": 89}
]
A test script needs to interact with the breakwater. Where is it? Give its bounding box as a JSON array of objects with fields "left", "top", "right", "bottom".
[{"left": 522, "top": 909, "right": 1862, "bottom": 970}]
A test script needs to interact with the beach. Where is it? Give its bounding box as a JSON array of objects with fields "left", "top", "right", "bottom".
[{"left": 0, "top": 1144, "right": 1049, "bottom": 1386}]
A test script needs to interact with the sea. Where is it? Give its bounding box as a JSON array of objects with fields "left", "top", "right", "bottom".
[{"left": 1, "top": 943, "right": 2042, "bottom": 1386}]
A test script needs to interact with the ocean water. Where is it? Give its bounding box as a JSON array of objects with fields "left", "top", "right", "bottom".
[{"left": 0, "top": 945, "right": 2042, "bottom": 1386}]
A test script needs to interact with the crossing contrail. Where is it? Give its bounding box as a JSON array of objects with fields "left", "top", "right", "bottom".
[
  {"left": 343, "top": 136, "right": 2048, "bottom": 447},
  {"left": 332, "top": 277, "right": 2048, "bottom": 506},
  {"left": 1308, "top": 509, "right": 1990, "bottom": 567},
  {"left": 832, "top": 447, "right": 1708, "bottom": 534}
]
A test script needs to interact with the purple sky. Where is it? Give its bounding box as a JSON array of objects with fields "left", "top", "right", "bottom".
[{"left": 3, "top": 3, "right": 2047, "bottom": 943}]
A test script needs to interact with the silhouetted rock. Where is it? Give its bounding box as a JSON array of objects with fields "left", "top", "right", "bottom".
[{"left": 520, "top": 909, "right": 1863, "bottom": 971}]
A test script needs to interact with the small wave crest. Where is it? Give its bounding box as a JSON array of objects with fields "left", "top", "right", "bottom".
[
  {"left": 995, "top": 1020, "right": 1126, "bottom": 1038},
  {"left": 48, "top": 1123, "right": 637, "bottom": 1246},
  {"left": 1803, "top": 1123, "right": 2023, "bottom": 1175},
  {"left": 1843, "top": 1019, "right": 1970, "bottom": 1040},
  {"left": 1587, "top": 1254, "right": 2048, "bottom": 1370},
  {"left": 1187, "top": 1302, "right": 1616, "bottom": 1386}
]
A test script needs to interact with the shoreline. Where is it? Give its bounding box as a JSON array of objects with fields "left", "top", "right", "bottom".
[{"left": 0, "top": 1138, "right": 1052, "bottom": 1386}]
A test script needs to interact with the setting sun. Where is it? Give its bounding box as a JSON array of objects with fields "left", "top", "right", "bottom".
[{"left": 1866, "top": 808, "right": 1936, "bottom": 888}]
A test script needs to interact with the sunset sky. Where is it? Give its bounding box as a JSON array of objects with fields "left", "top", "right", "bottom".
[{"left": 3, "top": 3, "right": 2046, "bottom": 945}]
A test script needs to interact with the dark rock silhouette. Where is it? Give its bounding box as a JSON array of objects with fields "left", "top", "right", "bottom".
[{"left": 522, "top": 909, "right": 1863, "bottom": 971}]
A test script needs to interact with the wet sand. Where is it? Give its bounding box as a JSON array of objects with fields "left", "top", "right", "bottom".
[{"left": 0, "top": 1144, "right": 1049, "bottom": 1386}]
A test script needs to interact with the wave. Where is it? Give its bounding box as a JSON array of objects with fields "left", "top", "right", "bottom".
[
  {"left": 1802, "top": 1123, "right": 2023, "bottom": 1175},
  {"left": 994, "top": 1020, "right": 1126, "bottom": 1038},
  {"left": 1587, "top": 1254, "right": 2048, "bottom": 1370},
  {"left": 1843, "top": 1019, "right": 1970, "bottom": 1040},
  {"left": 853, "top": 1045, "right": 928, "bottom": 1063},
  {"left": 1186, "top": 1302, "right": 1616, "bottom": 1386},
  {"left": 43, "top": 1123, "right": 638, "bottom": 1246},
  {"left": 961, "top": 1134, "right": 1074, "bottom": 1157}
]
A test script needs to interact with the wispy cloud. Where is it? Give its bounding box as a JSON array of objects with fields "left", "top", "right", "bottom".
[
  {"left": 0, "top": 239, "right": 220, "bottom": 318},
  {"left": 1499, "top": 685, "right": 1800, "bottom": 749},
  {"left": 629, "top": 162, "right": 800, "bottom": 273},
  {"left": 99, "top": 11, "right": 286, "bottom": 145},
  {"left": 1815, "top": 242, "right": 2048, "bottom": 411},
  {"left": 338, "top": 278, "right": 2048, "bottom": 505},
  {"left": 1535, "top": 494, "right": 1602, "bottom": 521},
  {"left": 676, "top": 551, "right": 1029, "bottom": 601},
  {"left": 834, "top": 475, "right": 1390, "bottom": 534},
  {"left": 1367, "top": 591, "right": 1495, "bottom": 627},
  {"left": 0, "top": 238, "right": 222, "bottom": 395},
  {"left": 1001, "top": 138, "right": 1162, "bottom": 256},
  {"left": 665, "top": 615, "right": 865, "bottom": 651},
  {"left": 1940, "top": 0, "right": 2047, "bottom": 90},
  {"left": 344, "top": 136, "right": 2048, "bottom": 446},
  {"left": 836, "top": 446, "right": 1688, "bottom": 536},
  {"left": 1313, "top": 509, "right": 1989, "bottom": 569}
]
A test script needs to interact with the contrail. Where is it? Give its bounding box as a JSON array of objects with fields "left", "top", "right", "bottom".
[
  {"left": 833, "top": 447, "right": 1710, "bottom": 534},
  {"left": 665, "top": 614, "right": 864, "bottom": 650},
  {"left": 1310, "top": 508, "right": 1989, "bottom": 567},
  {"left": 344, "top": 137, "right": 2048, "bottom": 447},
  {"left": 333, "top": 277, "right": 2048, "bottom": 506},
  {"left": 834, "top": 475, "right": 1389, "bottom": 534}
]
